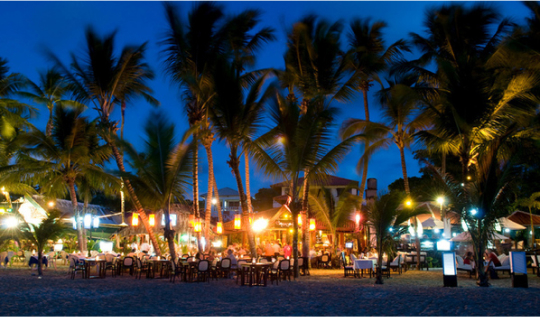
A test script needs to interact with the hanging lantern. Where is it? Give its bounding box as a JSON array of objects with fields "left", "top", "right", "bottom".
[
  {"left": 92, "top": 216, "right": 100, "bottom": 229},
  {"left": 170, "top": 214, "right": 177, "bottom": 227},
  {"left": 72, "top": 217, "right": 77, "bottom": 230},
  {"left": 216, "top": 222, "right": 223, "bottom": 234},
  {"left": 355, "top": 213, "right": 361, "bottom": 225},
  {"left": 132, "top": 213, "right": 139, "bottom": 226},
  {"left": 188, "top": 214, "right": 195, "bottom": 228},
  {"left": 309, "top": 218, "right": 316, "bottom": 231},
  {"left": 234, "top": 214, "right": 241, "bottom": 230},
  {"left": 298, "top": 214, "right": 302, "bottom": 226},
  {"left": 194, "top": 218, "right": 202, "bottom": 232},
  {"left": 149, "top": 214, "right": 155, "bottom": 227}
]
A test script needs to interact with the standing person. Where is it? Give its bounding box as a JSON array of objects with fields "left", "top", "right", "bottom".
[
  {"left": 272, "top": 240, "right": 281, "bottom": 256},
  {"left": 140, "top": 238, "right": 151, "bottom": 255},
  {"left": 283, "top": 242, "right": 292, "bottom": 259},
  {"left": 264, "top": 241, "right": 274, "bottom": 257}
]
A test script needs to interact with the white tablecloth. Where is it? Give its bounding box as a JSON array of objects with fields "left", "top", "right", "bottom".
[{"left": 354, "top": 259, "right": 376, "bottom": 270}]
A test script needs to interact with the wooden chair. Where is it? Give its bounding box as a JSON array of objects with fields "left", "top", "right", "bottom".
[
  {"left": 389, "top": 254, "right": 402, "bottom": 274},
  {"left": 341, "top": 252, "right": 355, "bottom": 277},
  {"left": 220, "top": 258, "right": 232, "bottom": 278},
  {"left": 319, "top": 254, "right": 330, "bottom": 269},
  {"left": 104, "top": 254, "right": 117, "bottom": 277},
  {"left": 269, "top": 260, "right": 280, "bottom": 285},
  {"left": 196, "top": 260, "right": 210, "bottom": 283},
  {"left": 532, "top": 253, "right": 540, "bottom": 276},
  {"left": 279, "top": 259, "right": 292, "bottom": 281},
  {"left": 298, "top": 257, "right": 310, "bottom": 276},
  {"left": 120, "top": 257, "right": 134, "bottom": 276},
  {"left": 47, "top": 252, "right": 57, "bottom": 271},
  {"left": 68, "top": 256, "right": 85, "bottom": 279},
  {"left": 134, "top": 258, "right": 149, "bottom": 279}
]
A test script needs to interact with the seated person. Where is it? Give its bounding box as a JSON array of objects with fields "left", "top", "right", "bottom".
[
  {"left": 28, "top": 255, "right": 48, "bottom": 269},
  {"left": 485, "top": 249, "right": 501, "bottom": 279},
  {"left": 463, "top": 251, "right": 474, "bottom": 265},
  {"left": 226, "top": 249, "right": 238, "bottom": 270},
  {"left": 126, "top": 248, "right": 138, "bottom": 257},
  {"left": 207, "top": 251, "right": 215, "bottom": 262},
  {"left": 195, "top": 252, "right": 204, "bottom": 260}
]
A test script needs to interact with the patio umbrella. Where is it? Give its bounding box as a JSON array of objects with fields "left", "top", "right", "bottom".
[
  {"left": 497, "top": 217, "right": 526, "bottom": 230},
  {"left": 450, "top": 231, "right": 511, "bottom": 242},
  {"left": 421, "top": 217, "right": 445, "bottom": 229}
]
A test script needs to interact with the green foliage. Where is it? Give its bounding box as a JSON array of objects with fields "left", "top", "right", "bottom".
[{"left": 252, "top": 187, "right": 281, "bottom": 211}]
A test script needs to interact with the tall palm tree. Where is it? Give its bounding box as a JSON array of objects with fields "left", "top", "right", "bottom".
[
  {"left": 161, "top": 2, "right": 225, "bottom": 250},
  {"left": 250, "top": 91, "right": 361, "bottom": 277},
  {"left": 517, "top": 192, "right": 540, "bottom": 249},
  {"left": 280, "top": 15, "right": 355, "bottom": 256},
  {"left": 308, "top": 184, "right": 361, "bottom": 251},
  {"left": 121, "top": 111, "right": 192, "bottom": 262},
  {"left": 0, "top": 107, "right": 117, "bottom": 252},
  {"left": 341, "top": 74, "right": 430, "bottom": 269},
  {"left": 49, "top": 28, "right": 160, "bottom": 254},
  {"left": 18, "top": 210, "right": 66, "bottom": 276},
  {"left": 395, "top": 4, "right": 539, "bottom": 183},
  {"left": 211, "top": 63, "right": 271, "bottom": 257},
  {"left": 17, "top": 69, "right": 85, "bottom": 136},
  {"left": 346, "top": 18, "right": 410, "bottom": 209}
]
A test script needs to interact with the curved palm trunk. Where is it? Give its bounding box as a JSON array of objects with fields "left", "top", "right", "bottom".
[
  {"left": 245, "top": 152, "right": 253, "bottom": 214},
  {"left": 359, "top": 89, "right": 371, "bottom": 205},
  {"left": 109, "top": 141, "right": 161, "bottom": 256},
  {"left": 213, "top": 181, "right": 223, "bottom": 223},
  {"left": 165, "top": 195, "right": 177, "bottom": 262},
  {"left": 399, "top": 145, "right": 420, "bottom": 270},
  {"left": 301, "top": 172, "right": 309, "bottom": 258},
  {"left": 37, "top": 249, "right": 44, "bottom": 276},
  {"left": 68, "top": 181, "right": 84, "bottom": 253},
  {"left": 46, "top": 107, "right": 54, "bottom": 137},
  {"left": 192, "top": 136, "right": 203, "bottom": 252},
  {"left": 229, "top": 145, "right": 257, "bottom": 257},
  {"left": 203, "top": 140, "right": 214, "bottom": 252}
]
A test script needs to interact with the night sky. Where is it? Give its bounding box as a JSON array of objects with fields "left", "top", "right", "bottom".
[{"left": 0, "top": 1, "right": 531, "bottom": 197}]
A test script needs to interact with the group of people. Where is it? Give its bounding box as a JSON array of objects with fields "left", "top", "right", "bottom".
[{"left": 461, "top": 249, "right": 503, "bottom": 279}]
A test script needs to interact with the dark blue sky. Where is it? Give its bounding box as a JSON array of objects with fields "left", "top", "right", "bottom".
[{"left": 0, "top": 1, "right": 531, "bottom": 197}]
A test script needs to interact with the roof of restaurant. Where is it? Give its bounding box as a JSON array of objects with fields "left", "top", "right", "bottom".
[
  {"left": 508, "top": 210, "right": 540, "bottom": 227},
  {"left": 200, "top": 187, "right": 240, "bottom": 198}
]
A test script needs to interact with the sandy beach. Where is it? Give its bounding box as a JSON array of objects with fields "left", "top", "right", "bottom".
[{"left": 1, "top": 266, "right": 539, "bottom": 316}]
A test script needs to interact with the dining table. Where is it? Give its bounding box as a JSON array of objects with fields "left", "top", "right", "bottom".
[
  {"left": 353, "top": 258, "right": 378, "bottom": 278},
  {"left": 83, "top": 258, "right": 107, "bottom": 279},
  {"left": 239, "top": 262, "right": 273, "bottom": 287},
  {"left": 146, "top": 259, "right": 170, "bottom": 279}
]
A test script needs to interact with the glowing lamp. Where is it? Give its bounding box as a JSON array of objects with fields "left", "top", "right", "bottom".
[
  {"left": 48, "top": 201, "right": 55, "bottom": 208},
  {"left": 194, "top": 218, "right": 202, "bottom": 232},
  {"left": 0, "top": 208, "right": 4, "bottom": 215},
  {"left": 54, "top": 243, "right": 63, "bottom": 251},
  {"left": 132, "top": 213, "right": 139, "bottom": 226},
  {"left": 83, "top": 214, "right": 92, "bottom": 229},
  {"left": 3, "top": 216, "right": 18, "bottom": 228},
  {"left": 72, "top": 217, "right": 77, "bottom": 230},
  {"left": 355, "top": 213, "right": 361, "bottom": 225},
  {"left": 92, "top": 216, "right": 100, "bottom": 229},
  {"left": 437, "top": 197, "right": 444, "bottom": 205},
  {"left": 216, "top": 222, "right": 223, "bottom": 234},
  {"left": 234, "top": 214, "right": 241, "bottom": 230},
  {"left": 442, "top": 252, "right": 457, "bottom": 287},
  {"left": 297, "top": 214, "right": 302, "bottom": 226},
  {"left": 309, "top": 218, "right": 316, "bottom": 231},
  {"left": 100, "top": 241, "right": 113, "bottom": 252},
  {"left": 149, "top": 214, "right": 155, "bottom": 227},
  {"left": 252, "top": 218, "right": 268, "bottom": 232},
  {"left": 405, "top": 200, "right": 412, "bottom": 207},
  {"left": 189, "top": 214, "right": 195, "bottom": 228},
  {"left": 212, "top": 198, "right": 217, "bottom": 205}
]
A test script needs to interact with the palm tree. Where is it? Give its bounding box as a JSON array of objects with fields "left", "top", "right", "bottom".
[
  {"left": 161, "top": 2, "right": 225, "bottom": 250},
  {"left": 308, "top": 184, "right": 361, "bottom": 251},
  {"left": 17, "top": 69, "right": 85, "bottom": 136},
  {"left": 346, "top": 18, "right": 410, "bottom": 210},
  {"left": 121, "top": 111, "right": 192, "bottom": 262},
  {"left": 366, "top": 191, "right": 427, "bottom": 284},
  {"left": 517, "top": 192, "right": 540, "bottom": 249},
  {"left": 341, "top": 74, "right": 430, "bottom": 269},
  {"left": 18, "top": 210, "right": 66, "bottom": 276},
  {"left": 49, "top": 28, "right": 160, "bottom": 254},
  {"left": 250, "top": 91, "right": 361, "bottom": 277},
  {"left": 0, "top": 107, "right": 117, "bottom": 252},
  {"left": 280, "top": 15, "right": 356, "bottom": 257},
  {"left": 396, "top": 4, "right": 539, "bottom": 183}
]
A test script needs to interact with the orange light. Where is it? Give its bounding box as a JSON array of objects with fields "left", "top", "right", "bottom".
[
  {"left": 309, "top": 218, "right": 316, "bottom": 231},
  {"left": 355, "top": 213, "right": 361, "bottom": 225},
  {"left": 216, "top": 222, "right": 223, "bottom": 234},
  {"left": 298, "top": 214, "right": 302, "bottom": 226},
  {"left": 188, "top": 215, "right": 195, "bottom": 228},
  {"left": 249, "top": 215, "right": 253, "bottom": 225},
  {"left": 234, "top": 214, "right": 241, "bottom": 230},
  {"left": 149, "top": 214, "right": 155, "bottom": 227},
  {"left": 194, "top": 218, "right": 202, "bottom": 232},
  {"left": 132, "top": 213, "right": 139, "bottom": 226}
]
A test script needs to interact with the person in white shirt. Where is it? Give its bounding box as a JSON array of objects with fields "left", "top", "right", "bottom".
[
  {"left": 272, "top": 241, "right": 281, "bottom": 255},
  {"left": 140, "top": 239, "right": 151, "bottom": 254}
]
